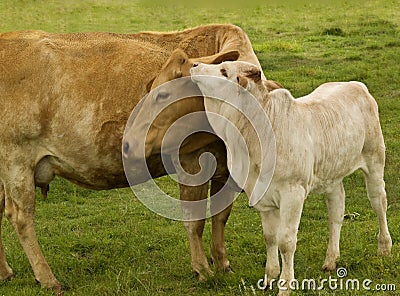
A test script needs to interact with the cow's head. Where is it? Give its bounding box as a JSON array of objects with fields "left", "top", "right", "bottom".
[
  {"left": 149, "top": 48, "right": 240, "bottom": 90},
  {"left": 122, "top": 48, "right": 240, "bottom": 165}
]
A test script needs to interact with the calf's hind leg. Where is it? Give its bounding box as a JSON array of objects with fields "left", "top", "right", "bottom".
[
  {"left": 0, "top": 183, "right": 14, "bottom": 281},
  {"left": 363, "top": 163, "right": 392, "bottom": 255}
]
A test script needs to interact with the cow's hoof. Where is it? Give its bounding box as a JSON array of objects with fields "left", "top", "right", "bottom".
[
  {"left": 211, "top": 257, "right": 232, "bottom": 273},
  {"left": 52, "top": 283, "right": 64, "bottom": 296},
  {"left": 210, "top": 250, "right": 231, "bottom": 271},
  {"left": 223, "top": 265, "right": 234, "bottom": 274},
  {"left": 195, "top": 269, "right": 214, "bottom": 282},
  {"left": 35, "top": 278, "right": 64, "bottom": 296},
  {"left": 0, "top": 271, "right": 15, "bottom": 281}
]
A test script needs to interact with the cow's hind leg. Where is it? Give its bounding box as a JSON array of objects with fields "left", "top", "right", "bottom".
[
  {"left": 322, "top": 181, "right": 345, "bottom": 271},
  {"left": 210, "top": 180, "right": 234, "bottom": 272},
  {"left": 3, "top": 167, "right": 61, "bottom": 293},
  {"left": 362, "top": 160, "right": 392, "bottom": 256},
  {"left": 0, "top": 183, "right": 14, "bottom": 281}
]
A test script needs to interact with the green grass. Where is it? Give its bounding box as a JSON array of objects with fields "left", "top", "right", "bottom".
[{"left": 1, "top": 0, "right": 400, "bottom": 295}]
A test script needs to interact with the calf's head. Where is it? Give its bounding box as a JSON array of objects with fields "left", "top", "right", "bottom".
[{"left": 190, "top": 61, "right": 282, "bottom": 100}]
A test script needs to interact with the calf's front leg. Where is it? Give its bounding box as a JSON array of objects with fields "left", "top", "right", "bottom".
[
  {"left": 260, "top": 209, "right": 280, "bottom": 286},
  {"left": 277, "top": 187, "right": 305, "bottom": 296},
  {"left": 323, "top": 182, "right": 345, "bottom": 271}
]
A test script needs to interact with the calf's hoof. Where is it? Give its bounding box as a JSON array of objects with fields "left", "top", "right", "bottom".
[
  {"left": 278, "top": 289, "right": 291, "bottom": 296},
  {"left": 378, "top": 238, "right": 392, "bottom": 256},
  {"left": 377, "top": 248, "right": 391, "bottom": 256},
  {"left": 322, "top": 260, "right": 337, "bottom": 272}
]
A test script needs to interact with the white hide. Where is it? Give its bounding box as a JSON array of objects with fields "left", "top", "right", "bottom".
[{"left": 191, "top": 61, "right": 392, "bottom": 296}]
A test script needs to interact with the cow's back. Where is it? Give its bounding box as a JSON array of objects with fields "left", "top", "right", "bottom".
[
  {"left": 0, "top": 30, "right": 169, "bottom": 189},
  {"left": 134, "top": 24, "right": 263, "bottom": 76},
  {"left": 0, "top": 26, "right": 260, "bottom": 189}
]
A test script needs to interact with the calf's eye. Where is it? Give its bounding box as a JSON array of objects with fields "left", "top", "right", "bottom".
[{"left": 220, "top": 68, "right": 228, "bottom": 77}]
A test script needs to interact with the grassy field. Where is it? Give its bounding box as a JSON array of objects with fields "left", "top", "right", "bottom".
[{"left": 0, "top": 0, "right": 399, "bottom": 295}]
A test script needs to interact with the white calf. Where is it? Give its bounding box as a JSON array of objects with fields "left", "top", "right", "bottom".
[{"left": 190, "top": 61, "right": 392, "bottom": 295}]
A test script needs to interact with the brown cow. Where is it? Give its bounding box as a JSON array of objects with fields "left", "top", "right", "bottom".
[{"left": 0, "top": 24, "right": 263, "bottom": 293}]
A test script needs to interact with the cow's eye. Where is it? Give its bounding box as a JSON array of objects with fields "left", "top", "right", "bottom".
[
  {"left": 174, "top": 70, "right": 183, "bottom": 78},
  {"left": 220, "top": 68, "right": 228, "bottom": 77},
  {"left": 155, "top": 91, "right": 169, "bottom": 101}
]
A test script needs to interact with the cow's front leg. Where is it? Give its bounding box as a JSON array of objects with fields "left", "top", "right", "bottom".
[
  {"left": 3, "top": 167, "right": 61, "bottom": 294},
  {"left": 0, "top": 184, "right": 14, "bottom": 281},
  {"left": 210, "top": 180, "right": 234, "bottom": 272},
  {"left": 176, "top": 149, "right": 216, "bottom": 281},
  {"left": 180, "top": 183, "right": 212, "bottom": 281}
]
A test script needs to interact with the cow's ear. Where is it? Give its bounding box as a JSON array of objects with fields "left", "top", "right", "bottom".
[
  {"left": 170, "top": 48, "right": 189, "bottom": 64},
  {"left": 194, "top": 50, "right": 240, "bottom": 65},
  {"left": 211, "top": 50, "right": 240, "bottom": 64},
  {"left": 149, "top": 48, "right": 190, "bottom": 90}
]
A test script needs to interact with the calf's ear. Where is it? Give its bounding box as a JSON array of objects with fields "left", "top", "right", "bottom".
[
  {"left": 244, "top": 66, "right": 261, "bottom": 82},
  {"left": 237, "top": 76, "right": 249, "bottom": 89},
  {"left": 194, "top": 50, "right": 240, "bottom": 65},
  {"left": 237, "top": 66, "right": 262, "bottom": 89}
]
